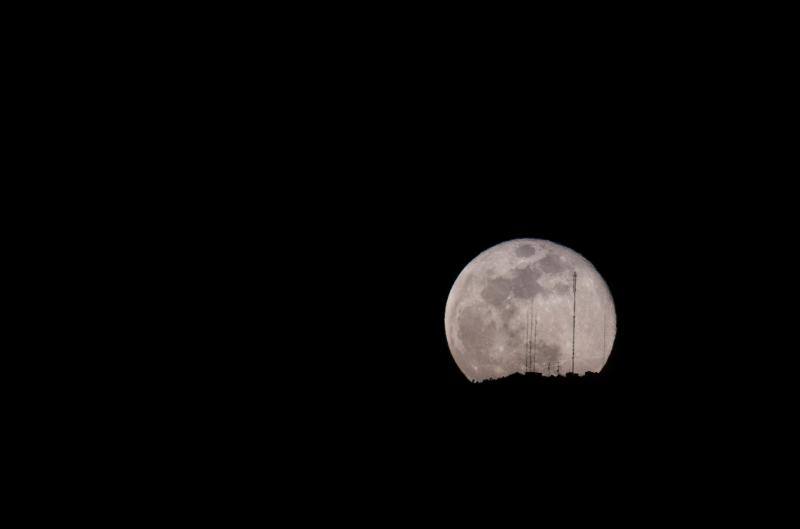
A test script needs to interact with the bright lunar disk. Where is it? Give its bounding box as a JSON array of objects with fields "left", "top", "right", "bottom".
[{"left": 445, "top": 239, "right": 616, "bottom": 382}]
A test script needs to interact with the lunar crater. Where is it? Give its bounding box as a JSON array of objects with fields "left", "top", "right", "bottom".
[
  {"left": 509, "top": 265, "right": 542, "bottom": 299},
  {"left": 515, "top": 244, "right": 537, "bottom": 257},
  {"left": 480, "top": 277, "right": 513, "bottom": 306},
  {"left": 537, "top": 253, "right": 567, "bottom": 274}
]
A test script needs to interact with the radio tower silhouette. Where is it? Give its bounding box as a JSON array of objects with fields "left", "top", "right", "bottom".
[
  {"left": 525, "top": 305, "right": 529, "bottom": 372},
  {"left": 528, "top": 303, "right": 533, "bottom": 371},
  {"left": 524, "top": 304, "right": 530, "bottom": 372},
  {"left": 533, "top": 310, "right": 537, "bottom": 374},
  {"left": 571, "top": 271, "right": 577, "bottom": 373},
  {"left": 524, "top": 300, "right": 537, "bottom": 374}
]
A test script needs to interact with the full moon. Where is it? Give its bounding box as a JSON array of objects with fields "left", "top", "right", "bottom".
[{"left": 445, "top": 239, "right": 616, "bottom": 382}]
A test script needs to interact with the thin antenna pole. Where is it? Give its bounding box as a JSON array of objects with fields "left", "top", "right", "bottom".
[
  {"left": 525, "top": 305, "right": 530, "bottom": 372},
  {"left": 533, "top": 311, "right": 537, "bottom": 374},
  {"left": 572, "top": 271, "right": 577, "bottom": 373},
  {"left": 529, "top": 299, "right": 534, "bottom": 373},
  {"left": 528, "top": 306, "right": 531, "bottom": 372}
]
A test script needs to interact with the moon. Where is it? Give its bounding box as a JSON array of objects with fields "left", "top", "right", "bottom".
[{"left": 444, "top": 239, "right": 616, "bottom": 382}]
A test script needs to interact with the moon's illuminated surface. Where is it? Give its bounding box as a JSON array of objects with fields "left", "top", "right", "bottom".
[{"left": 445, "top": 239, "right": 616, "bottom": 382}]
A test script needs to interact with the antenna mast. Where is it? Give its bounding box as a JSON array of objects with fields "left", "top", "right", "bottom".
[
  {"left": 572, "top": 271, "right": 577, "bottom": 373},
  {"left": 533, "top": 311, "right": 537, "bottom": 374},
  {"left": 528, "top": 307, "right": 533, "bottom": 371},
  {"left": 525, "top": 304, "right": 531, "bottom": 372}
]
